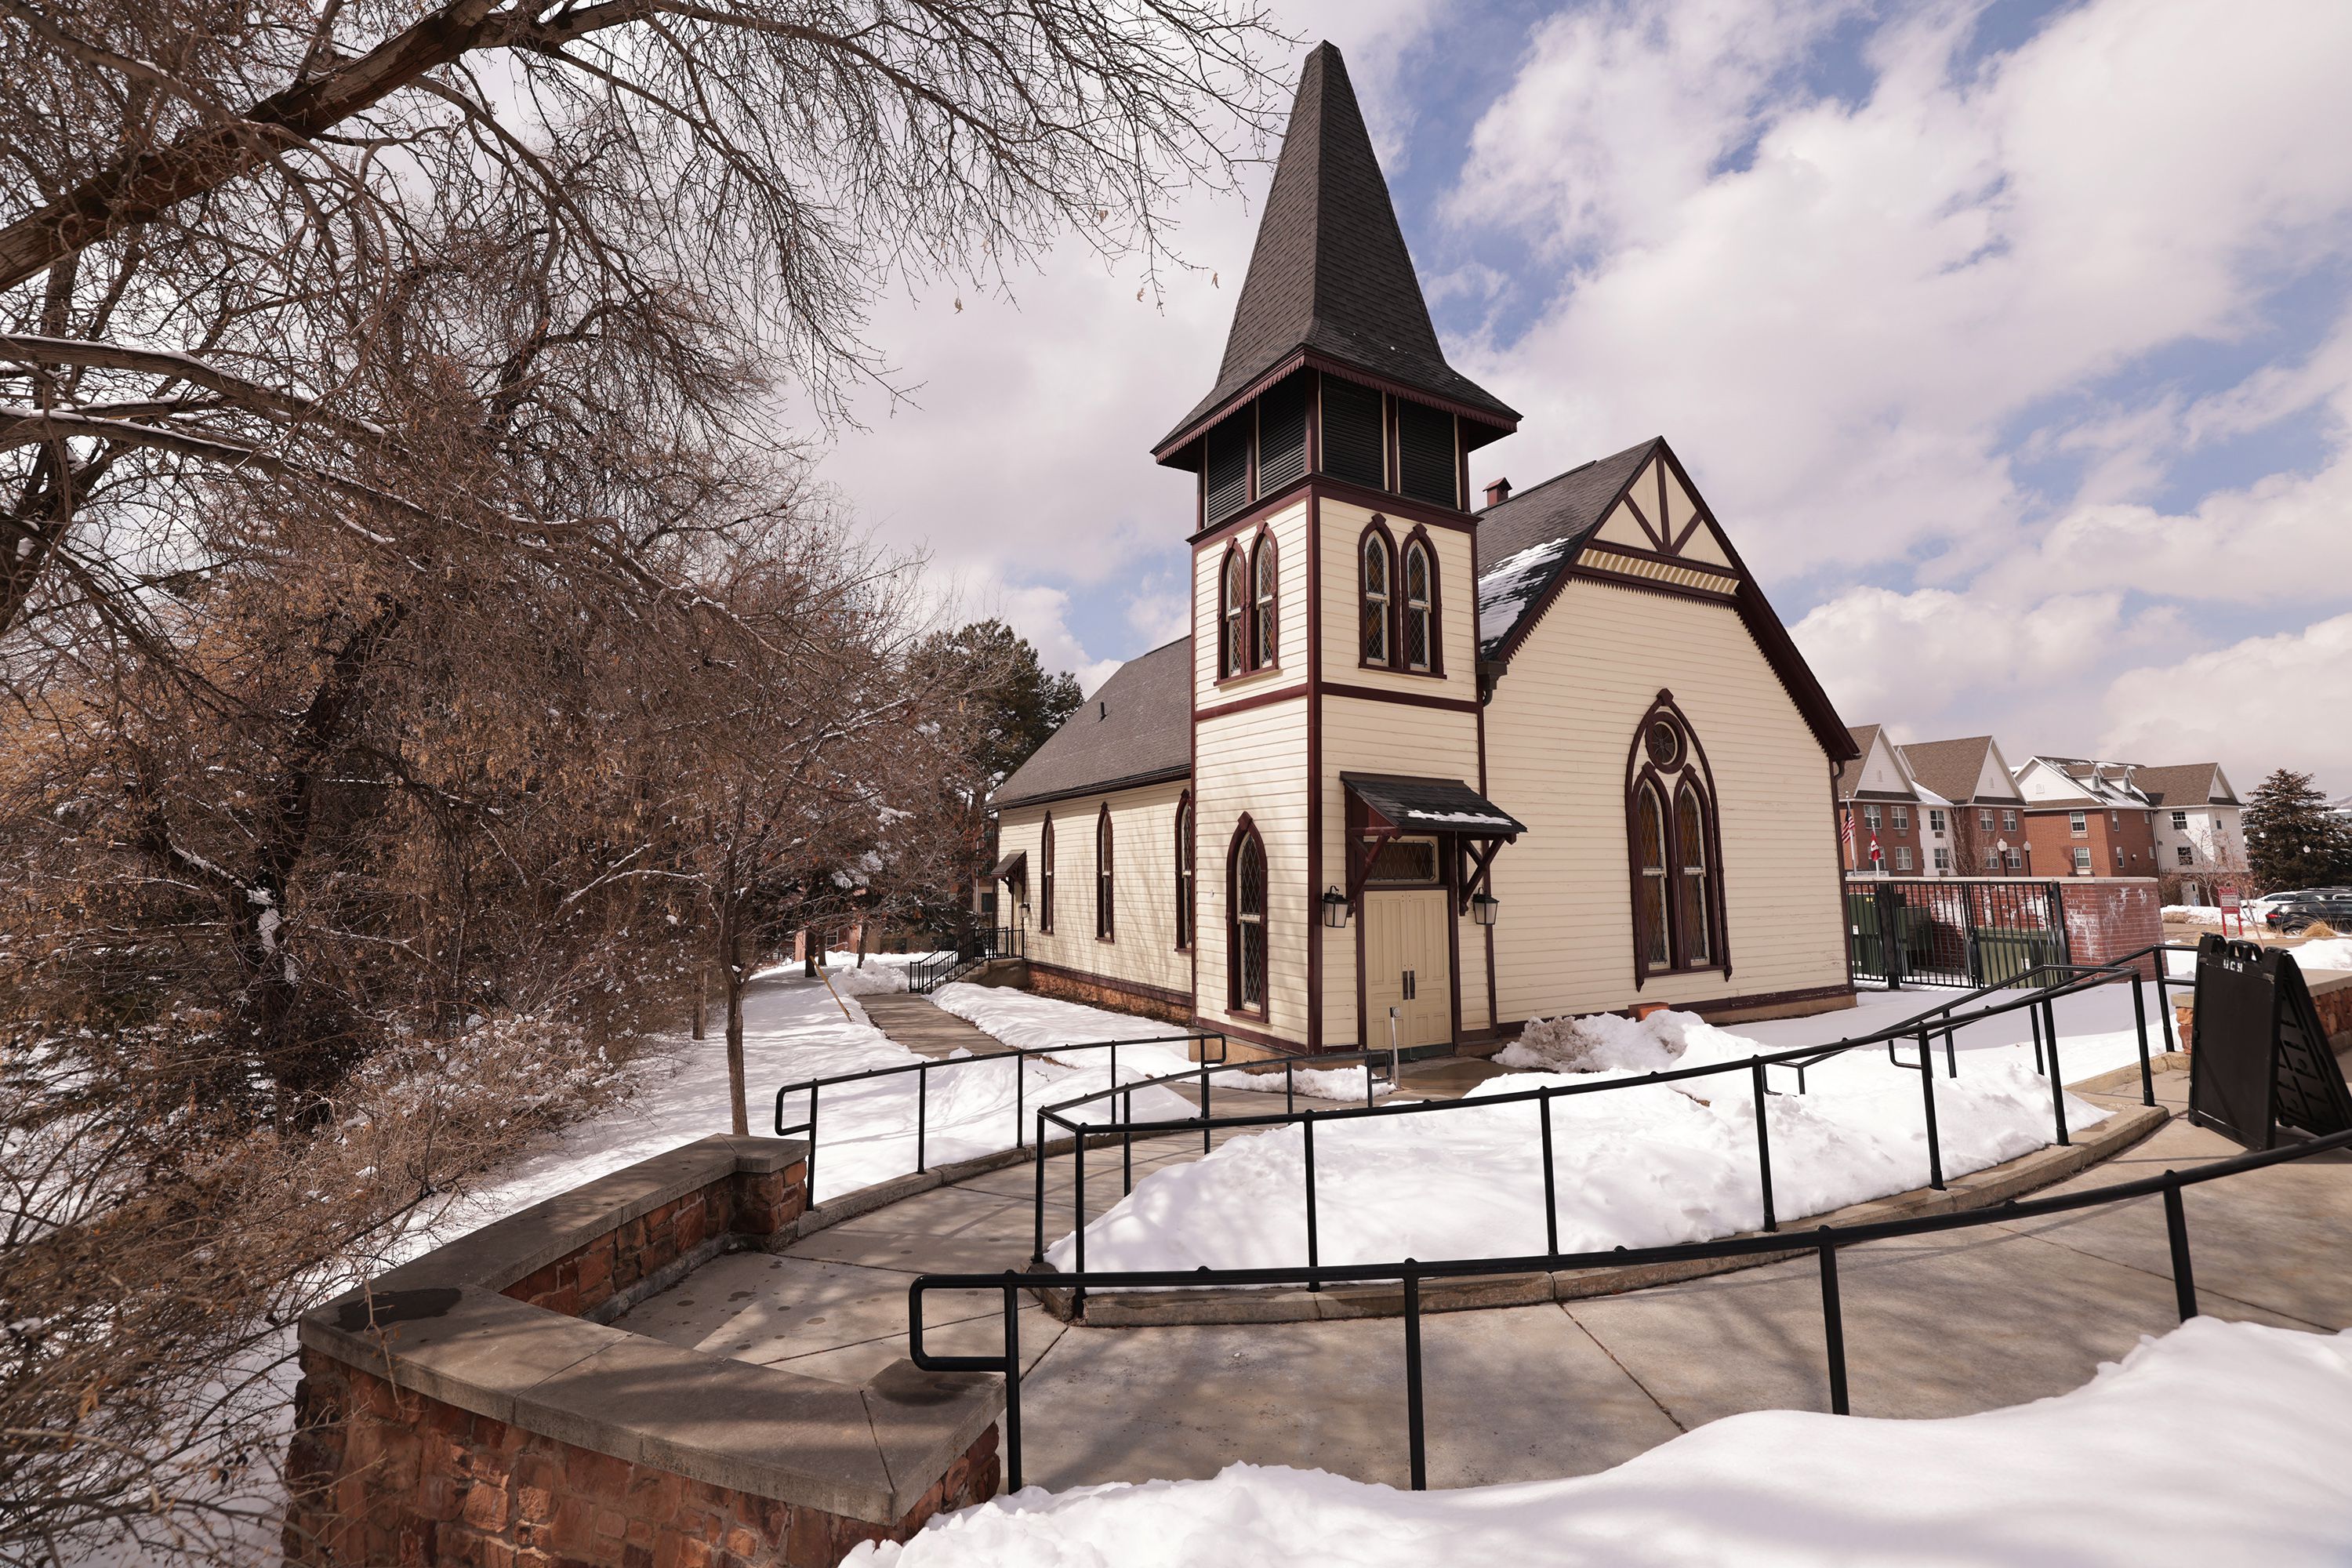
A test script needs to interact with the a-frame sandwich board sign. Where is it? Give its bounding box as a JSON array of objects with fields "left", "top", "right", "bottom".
[{"left": 2187, "top": 934, "right": 2352, "bottom": 1150}]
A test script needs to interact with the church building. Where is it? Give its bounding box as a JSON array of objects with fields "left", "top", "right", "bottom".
[{"left": 986, "top": 42, "right": 1859, "bottom": 1055}]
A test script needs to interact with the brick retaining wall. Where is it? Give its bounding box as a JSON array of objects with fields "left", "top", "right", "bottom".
[
  {"left": 2060, "top": 879, "right": 2164, "bottom": 978},
  {"left": 286, "top": 1136, "right": 1002, "bottom": 1568}
]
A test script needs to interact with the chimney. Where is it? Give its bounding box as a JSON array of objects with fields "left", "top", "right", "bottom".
[{"left": 1483, "top": 477, "right": 1512, "bottom": 507}]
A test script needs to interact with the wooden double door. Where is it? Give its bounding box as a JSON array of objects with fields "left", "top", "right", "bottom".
[{"left": 1363, "top": 889, "right": 1453, "bottom": 1049}]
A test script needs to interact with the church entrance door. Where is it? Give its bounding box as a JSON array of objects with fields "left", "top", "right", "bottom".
[{"left": 1363, "top": 889, "right": 1452, "bottom": 1049}]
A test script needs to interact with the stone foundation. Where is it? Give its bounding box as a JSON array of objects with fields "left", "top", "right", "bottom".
[
  {"left": 1024, "top": 959, "right": 1192, "bottom": 1026},
  {"left": 286, "top": 1135, "right": 1002, "bottom": 1568}
]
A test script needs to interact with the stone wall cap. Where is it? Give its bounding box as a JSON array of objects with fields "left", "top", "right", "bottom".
[{"left": 862, "top": 1360, "right": 1007, "bottom": 1518}]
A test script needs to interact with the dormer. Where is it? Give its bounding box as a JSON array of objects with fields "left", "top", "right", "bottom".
[{"left": 1153, "top": 42, "right": 1516, "bottom": 533}]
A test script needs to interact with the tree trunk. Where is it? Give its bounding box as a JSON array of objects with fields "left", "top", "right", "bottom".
[
  {"left": 724, "top": 918, "right": 749, "bottom": 1136},
  {"left": 691, "top": 962, "right": 707, "bottom": 1040}
]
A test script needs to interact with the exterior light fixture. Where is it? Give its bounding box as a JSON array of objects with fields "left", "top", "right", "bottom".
[
  {"left": 1471, "top": 891, "right": 1500, "bottom": 927},
  {"left": 1321, "top": 887, "right": 1351, "bottom": 929}
]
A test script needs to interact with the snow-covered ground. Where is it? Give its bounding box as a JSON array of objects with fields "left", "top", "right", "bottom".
[
  {"left": 1047, "top": 1004, "right": 2111, "bottom": 1276},
  {"left": 851, "top": 1319, "right": 2352, "bottom": 1568},
  {"left": 934, "top": 983, "right": 1389, "bottom": 1104}
]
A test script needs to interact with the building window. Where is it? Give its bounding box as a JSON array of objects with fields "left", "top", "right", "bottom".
[
  {"left": 1934, "top": 848, "right": 1951, "bottom": 871},
  {"left": 1929, "top": 809, "right": 1946, "bottom": 835},
  {"left": 2005, "top": 848, "right": 2023, "bottom": 869},
  {"left": 2114, "top": 845, "right": 2124, "bottom": 867},
  {"left": 1984, "top": 848, "right": 1999, "bottom": 869},
  {"left": 1360, "top": 528, "right": 1391, "bottom": 664},
  {"left": 2070, "top": 811, "right": 2087, "bottom": 835},
  {"left": 2176, "top": 844, "right": 2193, "bottom": 866},
  {"left": 1895, "top": 845, "right": 1914, "bottom": 872},
  {"left": 1040, "top": 814, "right": 1055, "bottom": 933},
  {"left": 1979, "top": 809, "right": 1995, "bottom": 832},
  {"left": 1218, "top": 548, "right": 1247, "bottom": 677},
  {"left": 1364, "top": 836, "right": 1440, "bottom": 885},
  {"left": 1626, "top": 694, "right": 1727, "bottom": 983},
  {"left": 1402, "top": 538, "right": 1435, "bottom": 671},
  {"left": 2172, "top": 810, "right": 2189, "bottom": 829},
  {"left": 1095, "top": 804, "right": 1115, "bottom": 941},
  {"left": 2002, "top": 810, "right": 2019, "bottom": 831},
  {"left": 1174, "top": 793, "right": 1193, "bottom": 950},
  {"left": 1892, "top": 805, "right": 1910, "bottom": 830},
  {"left": 1864, "top": 804, "right": 1882, "bottom": 830},
  {"left": 2073, "top": 847, "right": 2091, "bottom": 874},
  {"left": 1250, "top": 532, "right": 1279, "bottom": 668},
  {"left": 1228, "top": 818, "right": 1268, "bottom": 1015}
]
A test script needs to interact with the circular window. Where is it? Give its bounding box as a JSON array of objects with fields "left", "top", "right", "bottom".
[{"left": 1645, "top": 719, "right": 1682, "bottom": 770}]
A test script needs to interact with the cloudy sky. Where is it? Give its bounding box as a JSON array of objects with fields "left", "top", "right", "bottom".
[{"left": 811, "top": 0, "right": 2352, "bottom": 795}]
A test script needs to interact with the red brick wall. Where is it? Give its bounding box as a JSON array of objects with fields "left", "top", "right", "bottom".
[
  {"left": 500, "top": 1163, "right": 804, "bottom": 1321},
  {"left": 286, "top": 1357, "right": 998, "bottom": 1568},
  {"left": 1839, "top": 802, "right": 1929, "bottom": 875},
  {"left": 2026, "top": 807, "right": 2161, "bottom": 880},
  {"left": 2059, "top": 878, "right": 2163, "bottom": 978}
]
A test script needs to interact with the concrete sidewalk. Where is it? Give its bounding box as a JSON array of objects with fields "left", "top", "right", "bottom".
[{"left": 616, "top": 1055, "right": 2352, "bottom": 1496}]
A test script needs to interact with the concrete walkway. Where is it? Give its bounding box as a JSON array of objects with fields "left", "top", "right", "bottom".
[
  {"left": 857, "top": 991, "right": 1014, "bottom": 1059},
  {"left": 616, "top": 1043, "right": 2352, "bottom": 1495}
]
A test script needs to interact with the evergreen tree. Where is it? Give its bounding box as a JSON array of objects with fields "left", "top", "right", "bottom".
[{"left": 2243, "top": 769, "right": 2352, "bottom": 891}]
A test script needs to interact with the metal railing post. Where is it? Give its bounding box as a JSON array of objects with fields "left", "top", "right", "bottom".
[
  {"left": 916, "top": 1063, "right": 928, "bottom": 1174},
  {"left": 1403, "top": 1261, "right": 1427, "bottom": 1492},
  {"left": 2130, "top": 973, "right": 2155, "bottom": 1108},
  {"left": 1539, "top": 1090, "right": 1560, "bottom": 1261},
  {"left": 1303, "top": 1112, "right": 1322, "bottom": 1292},
  {"left": 2029, "top": 1002, "right": 2045, "bottom": 1077},
  {"left": 1200, "top": 1062, "right": 1212, "bottom": 1154},
  {"left": 1072, "top": 1128, "right": 1087, "bottom": 1316},
  {"left": 1818, "top": 1237, "right": 1849, "bottom": 1415},
  {"left": 2156, "top": 956, "right": 2179, "bottom": 1054},
  {"left": 1001, "top": 1276, "right": 1024, "bottom": 1490},
  {"left": 1916, "top": 1030, "right": 1945, "bottom": 1191},
  {"left": 806, "top": 1087, "right": 820, "bottom": 1204},
  {"left": 1944, "top": 1025, "right": 1958, "bottom": 1079},
  {"left": 2164, "top": 1176, "right": 2198, "bottom": 1322},
  {"left": 1123, "top": 1087, "right": 1134, "bottom": 1195},
  {"left": 1031, "top": 1112, "right": 1047, "bottom": 1266},
  {"left": 1015, "top": 1053, "right": 1025, "bottom": 1148},
  {"left": 2042, "top": 997, "right": 2069, "bottom": 1147},
  {"left": 1286, "top": 1059, "right": 1296, "bottom": 1116},
  {"left": 1751, "top": 1061, "right": 1778, "bottom": 1231}
]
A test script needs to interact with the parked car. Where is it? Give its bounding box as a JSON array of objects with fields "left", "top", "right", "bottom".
[{"left": 2263, "top": 887, "right": 2352, "bottom": 933}]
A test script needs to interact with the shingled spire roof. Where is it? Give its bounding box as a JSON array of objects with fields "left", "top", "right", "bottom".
[{"left": 1155, "top": 42, "right": 1517, "bottom": 461}]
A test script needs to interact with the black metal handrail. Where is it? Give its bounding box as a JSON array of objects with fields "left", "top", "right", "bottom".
[
  {"left": 1025, "top": 945, "right": 2200, "bottom": 1304},
  {"left": 908, "top": 926, "right": 1026, "bottom": 995},
  {"left": 914, "top": 1118, "right": 2352, "bottom": 1495},
  {"left": 771, "top": 1028, "right": 1227, "bottom": 1202}
]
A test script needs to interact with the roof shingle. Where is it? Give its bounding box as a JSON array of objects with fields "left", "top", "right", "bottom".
[{"left": 992, "top": 638, "right": 1192, "bottom": 809}]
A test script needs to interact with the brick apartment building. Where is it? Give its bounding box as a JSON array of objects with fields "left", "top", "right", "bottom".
[
  {"left": 1835, "top": 725, "right": 1944, "bottom": 875},
  {"left": 2015, "top": 757, "right": 2244, "bottom": 884},
  {"left": 1897, "top": 735, "right": 2032, "bottom": 874}
]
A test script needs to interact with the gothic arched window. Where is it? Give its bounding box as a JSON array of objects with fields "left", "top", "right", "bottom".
[
  {"left": 1228, "top": 818, "right": 1268, "bottom": 1015},
  {"left": 1624, "top": 694, "right": 1729, "bottom": 984},
  {"left": 1360, "top": 526, "right": 1392, "bottom": 665},
  {"left": 1219, "top": 547, "right": 1249, "bottom": 678},
  {"left": 1174, "top": 792, "right": 1194, "bottom": 950},
  {"left": 1039, "top": 813, "right": 1055, "bottom": 935},
  {"left": 1402, "top": 538, "right": 1435, "bottom": 671},
  {"left": 1251, "top": 532, "right": 1279, "bottom": 668},
  {"left": 1095, "top": 803, "right": 1116, "bottom": 942}
]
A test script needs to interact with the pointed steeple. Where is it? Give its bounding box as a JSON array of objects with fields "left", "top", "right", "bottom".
[{"left": 1156, "top": 42, "right": 1516, "bottom": 460}]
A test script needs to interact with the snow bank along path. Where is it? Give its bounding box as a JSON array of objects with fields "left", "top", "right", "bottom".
[
  {"left": 1049, "top": 1008, "right": 2113, "bottom": 1274},
  {"left": 848, "top": 1320, "right": 2352, "bottom": 1568}
]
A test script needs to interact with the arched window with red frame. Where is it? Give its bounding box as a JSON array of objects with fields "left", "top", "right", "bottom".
[
  {"left": 1174, "top": 792, "right": 1194, "bottom": 950},
  {"left": 1094, "top": 803, "right": 1116, "bottom": 941},
  {"left": 1218, "top": 547, "right": 1249, "bottom": 677},
  {"left": 1227, "top": 818, "right": 1268, "bottom": 1015},
  {"left": 1624, "top": 693, "right": 1729, "bottom": 985},
  {"left": 1359, "top": 525, "right": 1392, "bottom": 665},
  {"left": 1039, "top": 813, "right": 1055, "bottom": 935},
  {"left": 1250, "top": 532, "right": 1279, "bottom": 667}
]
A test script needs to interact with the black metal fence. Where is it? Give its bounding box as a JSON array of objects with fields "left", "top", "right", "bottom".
[
  {"left": 907, "top": 925, "right": 1025, "bottom": 995},
  {"left": 1028, "top": 949, "right": 2183, "bottom": 1315},
  {"left": 1846, "top": 877, "right": 2071, "bottom": 989},
  {"left": 906, "top": 943, "right": 2305, "bottom": 1496},
  {"left": 771, "top": 1025, "right": 1222, "bottom": 1202}
]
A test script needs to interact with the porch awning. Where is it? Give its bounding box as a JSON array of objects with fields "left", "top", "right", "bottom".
[
  {"left": 1341, "top": 774, "right": 1526, "bottom": 839},
  {"left": 985, "top": 850, "right": 1027, "bottom": 883}
]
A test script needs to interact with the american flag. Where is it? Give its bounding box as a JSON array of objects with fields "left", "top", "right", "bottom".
[{"left": 1840, "top": 810, "right": 1853, "bottom": 845}]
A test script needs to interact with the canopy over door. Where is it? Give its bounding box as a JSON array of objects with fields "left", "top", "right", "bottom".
[{"left": 1341, "top": 773, "right": 1524, "bottom": 914}]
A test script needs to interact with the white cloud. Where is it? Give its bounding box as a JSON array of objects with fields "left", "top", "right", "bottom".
[{"left": 2100, "top": 615, "right": 2352, "bottom": 782}]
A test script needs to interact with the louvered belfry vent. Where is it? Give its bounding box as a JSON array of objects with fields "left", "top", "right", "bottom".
[
  {"left": 1397, "top": 401, "right": 1457, "bottom": 507},
  {"left": 1321, "top": 376, "right": 1384, "bottom": 489},
  {"left": 1257, "top": 375, "right": 1308, "bottom": 492},
  {"left": 1205, "top": 417, "right": 1250, "bottom": 522}
]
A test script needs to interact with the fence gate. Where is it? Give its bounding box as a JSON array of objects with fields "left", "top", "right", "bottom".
[{"left": 1845, "top": 877, "right": 2071, "bottom": 990}]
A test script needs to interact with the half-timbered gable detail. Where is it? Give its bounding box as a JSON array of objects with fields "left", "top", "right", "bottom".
[{"left": 986, "top": 42, "right": 1858, "bottom": 1052}]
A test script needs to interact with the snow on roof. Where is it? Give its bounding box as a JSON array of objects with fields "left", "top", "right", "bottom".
[{"left": 1475, "top": 535, "right": 1577, "bottom": 658}]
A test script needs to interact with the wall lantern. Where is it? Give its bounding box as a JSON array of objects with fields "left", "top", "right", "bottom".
[
  {"left": 1471, "top": 891, "right": 1500, "bottom": 927},
  {"left": 1321, "top": 887, "right": 1351, "bottom": 929}
]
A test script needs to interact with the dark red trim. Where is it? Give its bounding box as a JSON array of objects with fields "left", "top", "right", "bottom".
[
  {"left": 1397, "top": 524, "right": 1446, "bottom": 677},
  {"left": 1445, "top": 834, "right": 1464, "bottom": 1045},
  {"left": 1174, "top": 789, "right": 1194, "bottom": 953},
  {"left": 993, "top": 766, "right": 1189, "bottom": 813},
  {"left": 1194, "top": 683, "right": 1308, "bottom": 723},
  {"left": 1305, "top": 492, "right": 1324, "bottom": 1054},
  {"left": 1478, "top": 696, "right": 1497, "bottom": 1032},
  {"left": 1356, "top": 516, "right": 1397, "bottom": 670},
  {"left": 1319, "top": 681, "right": 1480, "bottom": 713},
  {"left": 1579, "top": 539, "right": 1741, "bottom": 579},
  {"left": 1187, "top": 1012, "right": 1304, "bottom": 1056}
]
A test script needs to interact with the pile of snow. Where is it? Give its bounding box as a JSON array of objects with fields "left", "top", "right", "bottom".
[
  {"left": 2292, "top": 936, "right": 2352, "bottom": 973},
  {"left": 852, "top": 1320, "right": 2352, "bottom": 1568},
  {"left": 935, "top": 982, "right": 1388, "bottom": 1104},
  {"left": 1497, "top": 1007, "right": 1762, "bottom": 1076},
  {"left": 1048, "top": 1032, "right": 2108, "bottom": 1275},
  {"left": 2163, "top": 904, "right": 2225, "bottom": 923}
]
